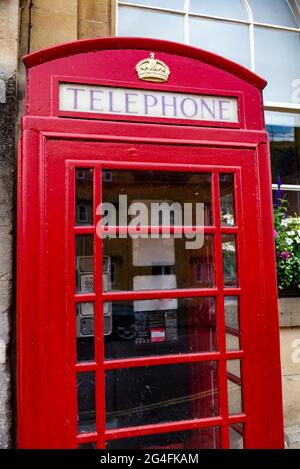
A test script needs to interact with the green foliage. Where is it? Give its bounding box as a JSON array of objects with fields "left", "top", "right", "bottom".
[{"left": 274, "top": 198, "right": 300, "bottom": 291}]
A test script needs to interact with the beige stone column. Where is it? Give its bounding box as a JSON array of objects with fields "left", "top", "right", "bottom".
[
  {"left": 78, "top": 0, "right": 116, "bottom": 39},
  {"left": 28, "top": 0, "right": 78, "bottom": 52}
]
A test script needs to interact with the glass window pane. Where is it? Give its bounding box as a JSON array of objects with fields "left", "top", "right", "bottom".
[
  {"left": 272, "top": 190, "right": 300, "bottom": 217},
  {"left": 118, "top": 6, "right": 184, "bottom": 42},
  {"left": 265, "top": 111, "right": 300, "bottom": 186},
  {"left": 190, "top": 0, "right": 249, "bottom": 20},
  {"left": 107, "top": 426, "right": 221, "bottom": 449},
  {"left": 78, "top": 442, "right": 97, "bottom": 449},
  {"left": 75, "top": 169, "right": 93, "bottom": 226},
  {"left": 102, "top": 170, "right": 213, "bottom": 226},
  {"left": 76, "top": 235, "right": 94, "bottom": 293},
  {"left": 103, "top": 235, "right": 215, "bottom": 291},
  {"left": 229, "top": 423, "right": 245, "bottom": 449},
  {"left": 106, "top": 361, "right": 219, "bottom": 429},
  {"left": 227, "top": 360, "right": 243, "bottom": 415},
  {"left": 77, "top": 372, "right": 96, "bottom": 434},
  {"left": 225, "top": 296, "right": 240, "bottom": 351},
  {"left": 222, "top": 235, "right": 238, "bottom": 287},
  {"left": 189, "top": 17, "right": 251, "bottom": 68},
  {"left": 120, "top": 0, "right": 184, "bottom": 9},
  {"left": 248, "top": 0, "right": 298, "bottom": 28},
  {"left": 255, "top": 28, "right": 300, "bottom": 103},
  {"left": 220, "top": 174, "right": 235, "bottom": 226},
  {"left": 104, "top": 297, "right": 217, "bottom": 359},
  {"left": 76, "top": 303, "right": 94, "bottom": 362}
]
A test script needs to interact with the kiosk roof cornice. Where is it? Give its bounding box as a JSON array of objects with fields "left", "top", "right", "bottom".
[{"left": 23, "top": 37, "right": 267, "bottom": 91}]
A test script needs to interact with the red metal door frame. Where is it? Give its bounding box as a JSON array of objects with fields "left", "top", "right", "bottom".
[{"left": 18, "top": 117, "right": 284, "bottom": 448}]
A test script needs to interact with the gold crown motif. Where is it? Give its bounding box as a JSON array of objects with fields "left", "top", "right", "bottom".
[{"left": 136, "top": 52, "right": 170, "bottom": 83}]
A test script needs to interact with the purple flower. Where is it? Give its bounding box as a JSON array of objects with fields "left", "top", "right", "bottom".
[
  {"left": 275, "top": 176, "right": 282, "bottom": 208},
  {"left": 274, "top": 229, "right": 278, "bottom": 237},
  {"left": 277, "top": 251, "right": 291, "bottom": 259}
]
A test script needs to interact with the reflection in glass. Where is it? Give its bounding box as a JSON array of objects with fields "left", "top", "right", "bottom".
[
  {"left": 266, "top": 111, "right": 300, "bottom": 186},
  {"left": 272, "top": 190, "right": 300, "bottom": 218},
  {"left": 220, "top": 174, "right": 235, "bottom": 226},
  {"left": 104, "top": 297, "right": 217, "bottom": 359},
  {"left": 106, "top": 361, "right": 219, "bottom": 429},
  {"left": 102, "top": 170, "right": 213, "bottom": 226},
  {"left": 76, "top": 303, "right": 94, "bottom": 362},
  {"left": 227, "top": 360, "right": 243, "bottom": 415},
  {"left": 266, "top": 111, "right": 300, "bottom": 217},
  {"left": 225, "top": 297, "right": 240, "bottom": 351},
  {"left": 78, "top": 442, "right": 97, "bottom": 449},
  {"left": 247, "top": 0, "right": 298, "bottom": 28},
  {"left": 77, "top": 372, "right": 96, "bottom": 434},
  {"left": 75, "top": 169, "right": 93, "bottom": 226},
  {"left": 255, "top": 28, "right": 300, "bottom": 102},
  {"left": 103, "top": 235, "right": 214, "bottom": 291},
  {"left": 229, "top": 423, "right": 244, "bottom": 449},
  {"left": 189, "top": 17, "right": 250, "bottom": 68},
  {"left": 107, "top": 426, "right": 221, "bottom": 449},
  {"left": 222, "top": 235, "right": 237, "bottom": 287},
  {"left": 118, "top": 6, "right": 184, "bottom": 42},
  {"left": 190, "top": 0, "right": 248, "bottom": 20},
  {"left": 76, "top": 236, "right": 94, "bottom": 293}
]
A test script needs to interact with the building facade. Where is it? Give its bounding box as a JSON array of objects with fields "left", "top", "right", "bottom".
[{"left": 0, "top": 0, "right": 299, "bottom": 448}]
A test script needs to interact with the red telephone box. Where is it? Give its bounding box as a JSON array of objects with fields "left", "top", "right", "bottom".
[{"left": 17, "top": 37, "right": 284, "bottom": 449}]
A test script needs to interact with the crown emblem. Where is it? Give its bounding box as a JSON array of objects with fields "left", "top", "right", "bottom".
[{"left": 136, "top": 52, "right": 170, "bottom": 83}]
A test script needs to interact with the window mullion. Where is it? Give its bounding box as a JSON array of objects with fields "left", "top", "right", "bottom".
[
  {"left": 184, "top": 0, "right": 190, "bottom": 45},
  {"left": 249, "top": 22, "right": 255, "bottom": 72},
  {"left": 271, "top": 184, "right": 300, "bottom": 192},
  {"left": 242, "top": 0, "right": 256, "bottom": 73}
]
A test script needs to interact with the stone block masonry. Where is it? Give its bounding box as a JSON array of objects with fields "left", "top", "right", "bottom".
[{"left": 0, "top": 76, "right": 16, "bottom": 448}]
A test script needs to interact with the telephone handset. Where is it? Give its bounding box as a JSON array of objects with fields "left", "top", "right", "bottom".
[{"left": 76, "top": 255, "right": 113, "bottom": 338}]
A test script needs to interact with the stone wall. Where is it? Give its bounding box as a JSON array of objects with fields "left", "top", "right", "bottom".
[
  {"left": 23, "top": 0, "right": 115, "bottom": 53},
  {"left": 0, "top": 0, "right": 19, "bottom": 449}
]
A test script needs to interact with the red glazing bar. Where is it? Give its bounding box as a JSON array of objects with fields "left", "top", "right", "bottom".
[
  {"left": 104, "top": 352, "right": 221, "bottom": 371},
  {"left": 94, "top": 166, "right": 105, "bottom": 449},
  {"left": 75, "top": 362, "right": 97, "bottom": 373},
  {"left": 105, "top": 413, "right": 246, "bottom": 442},
  {"left": 232, "top": 170, "right": 250, "bottom": 445},
  {"left": 74, "top": 226, "right": 95, "bottom": 235},
  {"left": 66, "top": 163, "right": 79, "bottom": 448},
  {"left": 105, "top": 416, "right": 224, "bottom": 441},
  {"left": 213, "top": 171, "right": 230, "bottom": 449},
  {"left": 76, "top": 432, "right": 98, "bottom": 444},
  {"left": 102, "top": 288, "right": 219, "bottom": 302},
  {"left": 75, "top": 293, "right": 97, "bottom": 303},
  {"left": 98, "top": 226, "right": 217, "bottom": 235},
  {"left": 75, "top": 351, "right": 244, "bottom": 372}
]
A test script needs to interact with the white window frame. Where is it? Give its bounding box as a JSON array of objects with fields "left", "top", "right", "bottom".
[
  {"left": 116, "top": 0, "right": 300, "bottom": 198},
  {"left": 116, "top": 1, "right": 300, "bottom": 107}
]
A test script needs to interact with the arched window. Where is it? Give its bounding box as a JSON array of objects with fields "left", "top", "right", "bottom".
[
  {"left": 117, "top": 0, "right": 300, "bottom": 216},
  {"left": 118, "top": 0, "right": 300, "bottom": 102}
]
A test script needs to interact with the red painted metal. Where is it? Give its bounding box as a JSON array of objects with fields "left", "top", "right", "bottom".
[{"left": 18, "top": 37, "right": 283, "bottom": 449}]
